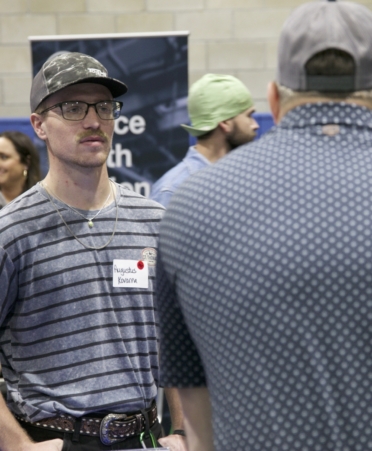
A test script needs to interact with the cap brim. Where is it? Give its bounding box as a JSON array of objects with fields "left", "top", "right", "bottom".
[
  {"left": 74, "top": 77, "right": 128, "bottom": 98},
  {"left": 32, "top": 76, "right": 128, "bottom": 112},
  {"left": 180, "top": 123, "right": 215, "bottom": 137}
]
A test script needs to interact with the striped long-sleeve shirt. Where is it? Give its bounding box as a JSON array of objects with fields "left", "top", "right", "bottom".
[{"left": 0, "top": 182, "right": 164, "bottom": 422}]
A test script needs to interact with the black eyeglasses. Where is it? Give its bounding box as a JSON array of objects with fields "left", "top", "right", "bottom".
[{"left": 39, "top": 100, "right": 123, "bottom": 121}]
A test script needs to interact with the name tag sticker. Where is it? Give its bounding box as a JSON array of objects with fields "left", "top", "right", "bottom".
[{"left": 113, "top": 260, "right": 148, "bottom": 288}]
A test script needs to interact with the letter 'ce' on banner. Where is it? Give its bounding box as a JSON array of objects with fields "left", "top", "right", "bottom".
[{"left": 29, "top": 32, "right": 190, "bottom": 197}]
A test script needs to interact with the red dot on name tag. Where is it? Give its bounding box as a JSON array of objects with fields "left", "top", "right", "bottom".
[{"left": 137, "top": 260, "right": 144, "bottom": 270}]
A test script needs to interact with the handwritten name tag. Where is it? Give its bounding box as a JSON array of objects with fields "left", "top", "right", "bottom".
[{"left": 113, "top": 260, "right": 148, "bottom": 288}]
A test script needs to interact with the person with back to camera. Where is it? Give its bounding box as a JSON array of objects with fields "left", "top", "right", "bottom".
[
  {"left": 0, "top": 131, "right": 41, "bottom": 209},
  {"left": 0, "top": 52, "right": 186, "bottom": 451},
  {"left": 150, "top": 73, "right": 259, "bottom": 207},
  {"left": 155, "top": 1, "right": 372, "bottom": 450}
]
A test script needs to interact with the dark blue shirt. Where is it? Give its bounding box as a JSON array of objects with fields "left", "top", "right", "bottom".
[{"left": 156, "top": 102, "right": 372, "bottom": 451}]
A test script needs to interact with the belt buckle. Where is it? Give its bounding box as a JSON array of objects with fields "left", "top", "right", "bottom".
[{"left": 99, "top": 413, "right": 127, "bottom": 445}]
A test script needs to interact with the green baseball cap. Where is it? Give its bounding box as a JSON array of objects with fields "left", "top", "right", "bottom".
[{"left": 181, "top": 74, "right": 254, "bottom": 137}]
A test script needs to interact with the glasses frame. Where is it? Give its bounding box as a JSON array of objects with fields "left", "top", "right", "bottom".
[{"left": 38, "top": 100, "right": 123, "bottom": 121}]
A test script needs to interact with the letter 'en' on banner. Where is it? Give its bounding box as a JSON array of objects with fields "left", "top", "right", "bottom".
[{"left": 28, "top": 31, "right": 190, "bottom": 197}]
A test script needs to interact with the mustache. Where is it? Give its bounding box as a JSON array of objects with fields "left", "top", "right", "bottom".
[{"left": 76, "top": 130, "right": 110, "bottom": 142}]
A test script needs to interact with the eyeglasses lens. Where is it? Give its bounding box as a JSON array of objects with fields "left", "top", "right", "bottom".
[{"left": 61, "top": 102, "right": 121, "bottom": 120}]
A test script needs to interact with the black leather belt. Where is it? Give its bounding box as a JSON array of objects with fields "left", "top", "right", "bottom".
[{"left": 16, "top": 403, "right": 157, "bottom": 445}]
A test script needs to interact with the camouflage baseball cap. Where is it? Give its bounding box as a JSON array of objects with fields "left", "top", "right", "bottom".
[{"left": 30, "top": 51, "right": 128, "bottom": 112}]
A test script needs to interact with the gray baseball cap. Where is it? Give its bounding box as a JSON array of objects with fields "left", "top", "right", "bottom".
[
  {"left": 30, "top": 52, "right": 128, "bottom": 112},
  {"left": 277, "top": 0, "right": 372, "bottom": 92}
]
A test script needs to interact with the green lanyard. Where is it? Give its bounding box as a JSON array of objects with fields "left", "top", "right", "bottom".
[{"left": 140, "top": 430, "right": 158, "bottom": 449}]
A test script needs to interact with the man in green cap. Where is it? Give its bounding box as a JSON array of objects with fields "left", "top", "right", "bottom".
[{"left": 150, "top": 73, "right": 258, "bottom": 207}]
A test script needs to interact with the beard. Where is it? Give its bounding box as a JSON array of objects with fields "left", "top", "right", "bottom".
[{"left": 226, "top": 123, "right": 256, "bottom": 151}]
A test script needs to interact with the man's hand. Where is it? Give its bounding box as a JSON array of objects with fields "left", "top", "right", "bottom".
[
  {"left": 0, "top": 393, "right": 64, "bottom": 451},
  {"left": 158, "top": 434, "right": 188, "bottom": 451},
  {"left": 27, "top": 439, "right": 63, "bottom": 451}
]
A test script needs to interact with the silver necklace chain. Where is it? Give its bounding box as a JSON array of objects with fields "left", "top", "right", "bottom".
[
  {"left": 41, "top": 180, "right": 119, "bottom": 250},
  {"left": 43, "top": 183, "right": 112, "bottom": 228}
]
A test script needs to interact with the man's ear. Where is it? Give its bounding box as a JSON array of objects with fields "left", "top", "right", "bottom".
[
  {"left": 218, "top": 119, "right": 232, "bottom": 134},
  {"left": 267, "top": 81, "right": 281, "bottom": 124},
  {"left": 30, "top": 113, "right": 47, "bottom": 141}
]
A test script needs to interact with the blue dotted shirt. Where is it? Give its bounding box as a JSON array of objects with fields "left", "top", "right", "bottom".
[{"left": 156, "top": 102, "right": 372, "bottom": 451}]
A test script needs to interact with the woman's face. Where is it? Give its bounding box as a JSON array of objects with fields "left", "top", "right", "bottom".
[{"left": 0, "top": 137, "right": 27, "bottom": 190}]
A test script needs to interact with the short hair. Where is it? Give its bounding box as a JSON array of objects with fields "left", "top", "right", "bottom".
[
  {"left": 305, "top": 48, "right": 355, "bottom": 78},
  {"left": 0, "top": 131, "right": 41, "bottom": 192},
  {"left": 35, "top": 99, "right": 47, "bottom": 114},
  {"left": 197, "top": 129, "right": 215, "bottom": 141},
  {"left": 278, "top": 49, "right": 372, "bottom": 109}
]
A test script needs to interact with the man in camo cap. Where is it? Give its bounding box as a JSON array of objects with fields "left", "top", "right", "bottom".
[{"left": 0, "top": 51, "right": 186, "bottom": 451}]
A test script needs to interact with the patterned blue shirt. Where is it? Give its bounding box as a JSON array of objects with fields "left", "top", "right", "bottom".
[
  {"left": 156, "top": 103, "right": 372, "bottom": 451},
  {"left": 150, "top": 146, "right": 210, "bottom": 207}
]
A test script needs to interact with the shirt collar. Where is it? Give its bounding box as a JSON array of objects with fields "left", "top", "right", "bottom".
[{"left": 280, "top": 102, "right": 372, "bottom": 130}]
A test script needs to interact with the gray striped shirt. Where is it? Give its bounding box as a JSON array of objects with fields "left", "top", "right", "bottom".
[{"left": 0, "top": 182, "right": 164, "bottom": 421}]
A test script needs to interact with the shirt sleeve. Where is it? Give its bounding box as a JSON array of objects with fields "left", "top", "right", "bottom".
[
  {"left": 0, "top": 247, "right": 18, "bottom": 326},
  {"left": 155, "top": 249, "right": 206, "bottom": 387},
  {"left": 150, "top": 187, "right": 174, "bottom": 208}
]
